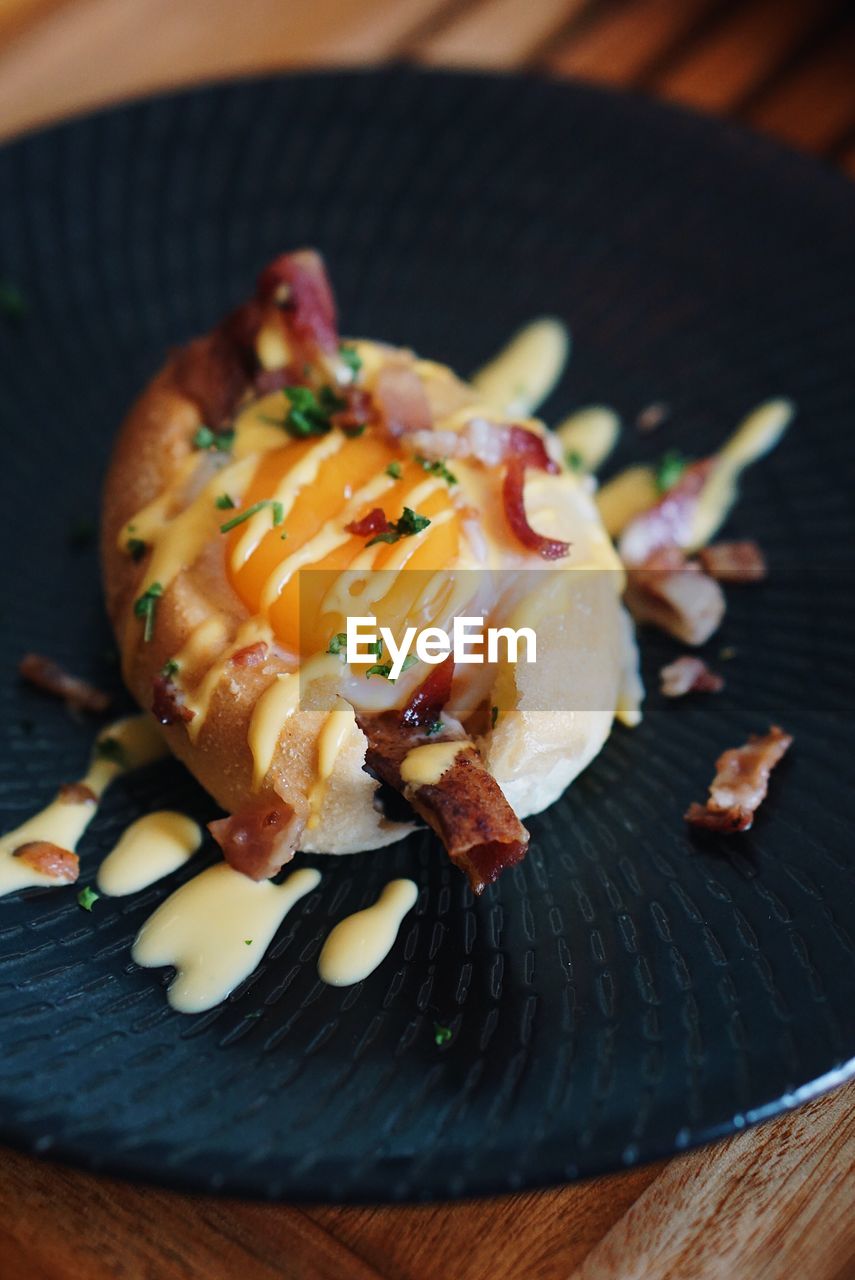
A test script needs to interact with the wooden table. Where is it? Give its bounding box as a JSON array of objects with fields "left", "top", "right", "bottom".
[{"left": 0, "top": 1, "right": 853, "bottom": 1275}]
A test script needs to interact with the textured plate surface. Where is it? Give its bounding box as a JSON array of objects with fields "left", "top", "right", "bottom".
[{"left": 0, "top": 69, "right": 854, "bottom": 1202}]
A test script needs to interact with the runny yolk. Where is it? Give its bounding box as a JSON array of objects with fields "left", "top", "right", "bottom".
[{"left": 226, "top": 433, "right": 460, "bottom": 655}]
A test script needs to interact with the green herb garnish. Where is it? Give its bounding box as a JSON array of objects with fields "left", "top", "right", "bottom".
[
  {"left": 327, "top": 632, "right": 348, "bottom": 655},
  {"left": 244, "top": 939, "right": 253, "bottom": 946},
  {"left": 126, "top": 537, "right": 147, "bottom": 561},
  {"left": 565, "top": 449, "right": 585, "bottom": 472},
  {"left": 77, "top": 886, "right": 99, "bottom": 912},
  {"left": 655, "top": 450, "right": 687, "bottom": 493},
  {"left": 366, "top": 654, "right": 417, "bottom": 681},
  {"left": 0, "top": 281, "right": 25, "bottom": 319},
  {"left": 434, "top": 1023, "right": 452, "bottom": 1046},
  {"left": 95, "top": 736, "right": 127, "bottom": 767},
  {"left": 133, "top": 581, "right": 164, "bottom": 642},
  {"left": 415, "top": 455, "right": 457, "bottom": 485},
  {"left": 366, "top": 507, "right": 431, "bottom": 546},
  {"left": 263, "top": 385, "right": 346, "bottom": 439},
  {"left": 386, "top": 461, "right": 402, "bottom": 480},
  {"left": 339, "top": 344, "right": 362, "bottom": 378},
  {"left": 426, "top": 719, "right": 444, "bottom": 736},
  {"left": 193, "top": 426, "right": 234, "bottom": 452},
  {"left": 161, "top": 659, "right": 179, "bottom": 678},
  {"left": 219, "top": 500, "right": 283, "bottom": 534},
  {"left": 491, "top": 705, "right": 499, "bottom": 728},
  {"left": 215, "top": 493, "right": 236, "bottom": 510}
]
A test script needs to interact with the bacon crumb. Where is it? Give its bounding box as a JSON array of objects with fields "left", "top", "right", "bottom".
[
  {"left": 625, "top": 548, "right": 725, "bottom": 646},
  {"left": 19, "top": 653, "right": 111, "bottom": 714},
  {"left": 345, "top": 508, "right": 391, "bottom": 538},
  {"left": 208, "top": 799, "right": 305, "bottom": 880},
  {"left": 685, "top": 725, "right": 792, "bottom": 833},
  {"left": 698, "top": 540, "right": 767, "bottom": 583},
  {"left": 636, "top": 402, "right": 670, "bottom": 432},
  {"left": 13, "top": 841, "right": 79, "bottom": 883},
  {"left": 151, "top": 674, "right": 195, "bottom": 727},
  {"left": 502, "top": 458, "right": 570, "bottom": 560},
  {"left": 401, "top": 655, "right": 454, "bottom": 729},
  {"left": 58, "top": 783, "right": 97, "bottom": 805},
  {"left": 230, "top": 642, "right": 269, "bottom": 669},
  {"left": 660, "top": 656, "right": 724, "bottom": 698}
]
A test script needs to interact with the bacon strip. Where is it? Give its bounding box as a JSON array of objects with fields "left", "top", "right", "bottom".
[
  {"left": 698, "top": 540, "right": 767, "bottom": 583},
  {"left": 401, "top": 655, "right": 454, "bottom": 729},
  {"left": 331, "top": 386, "right": 376, "bottom": 436},
  {"left": 356, "top": 710, "right": 529, "bottom": 894},
  {"left": 230, "top": 642, "right": 269, "bottom": 669},
  {"left": 13, "top": 841, "right": 79, "bottom": 883},
  {"left": 618, "top": 459, "right": 715, "bottom": 567},
  {"left": 502, "top": 458, "right": 570, "bottom": 560},
  {"left": 625, "top": 547, "right": 725, "bottom": 646},
  {"left": 19, "top": 653, "right": 111, "bottom": 714},
  {"left": 58, "top": 783, "right": 98, "bottom": 805},
  {"left": 256, "top": 249, "right": 339, "bottom": 360},
  {"left": 374, "top": 364, "right": 433, "bottom": 437},
  {"left": 660, "top": 656, "right": 724, "bottom": 697},
  {"left": 151, "top": 674, "right": 195, "bottom": 727},
  {"left": 208, "top": 798, "right": 306, "bottom": 881},
  {"left": 685, "top": 725, "right": 792, "bottom": 833}
]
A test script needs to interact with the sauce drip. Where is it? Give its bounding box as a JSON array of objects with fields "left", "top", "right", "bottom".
[
  {"left": 0, "top": 716, "right": 166, "bottom": 898},
  {"left": 400, "top": 740, "right": 470, "bottom": 787},
  {"left": 317, "top": 879, "right": 418, "bottom": 987},
  {"left": 132, "top": 864, "right": 321, "bottom": 1012},
  {"left": 97, "top": 811, "right": 202, "bottom": 897},
  {"left": 472, "top": 319, "right": 570, "bottom": 417}
]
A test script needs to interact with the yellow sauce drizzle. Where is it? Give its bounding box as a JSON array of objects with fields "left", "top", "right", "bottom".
[
  {"left": 97, "top": 811, "right": 202, "bottom": 897},
  {"left": 184, "top": 617, "right": 274, "bottom": 742},
  {"left": 472, "top": 319, "right": 570, "bottom": 416},
  {"left": 248, "top": 672, "right": 301, "bottom": 790},
  {"left": 0, "top": 716, "right": 166, "bottom": 898},
  {"left": 317, "top": 879, "right": 418, "bottom": 987},
  {"left": 307, "top": 701, "right": 356, "bottom": 829},
  {"left": 400, "top": 740, "right": 470, "bottom": 787},
  {"left": 555, "top": 406, "right": 621, "bottom": 472},
  {"left": 132, "top": 863, "right": 320, "bottom": 1013}
]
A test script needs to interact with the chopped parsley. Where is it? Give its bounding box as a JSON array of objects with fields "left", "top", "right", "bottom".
[
  {"left": 215, "top": 493, "right": 236, "bottom": 510},
  {"left": 219, "top": 500, "right": 283, "bottom": 534},
  {"left": 565, "top": 449, "right": 585, "bottom": 472},
  {"left": 655, "top": 449, "right": 687, "bottom": 494},
  {"left": 133, "top": 582, "right": 164, "bottom": 642},
  {"left": 366, "top": 654, "right": 418, "bottom": 681},
  {"left": 77, "top": 885, "right": 99, "bottom": 912},
  {"left": 161, "top": 659, "right": 179, "bottom": 678},
  {"left": 327, "top": 632, "right": 348, "bottom": 655},
  {"left": 434, "top": 1023, "right": 452, "bottom": 1046},
  {"left": 193, "top": 425, "right": 234, "bottom": 452},
  {"left": 339, "top": 344, "right": 362, "bottom": 379},
  {"left": 95, "top": 736, "right": 127, "bottom": 767},
  {"left": 126, "top": 536, "right": 147, "bottom": 561},
  {"left": 366, "top": 507, "right": 431, "bottom": 546},
  {"left": 491, "top": 705, "right": 499, "bottom": 728},
  {"left": 386, "top": 460, "right": 402, "bottom": 480},
  {"left": 426, "top": 719, "right": 444, "bottom": 736},
  {"left": 244, "top": 939, "right": 253, "bottom": 946},
  {"left": 264, "top": 385, "right": 345, "bottom": 439},
  {"left": 415, "top": 454, "right": 457, "bottom": 485},
  {"left": 0, "top": 281, "right": 25, "bottom": 319}
]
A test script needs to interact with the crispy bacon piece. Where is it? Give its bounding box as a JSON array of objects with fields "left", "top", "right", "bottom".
[
  {"left": 625, "top": 547, "right": 725, "bottom": 646},
  {"left": 230, "top": 642, "right": 269, "bottom": 669},
  {"left": 58, "top": 782, "right": 97, "bottom": 805},
  {"left": 151, "top": 674, "right": 195, "bottom": 727},
  {"left": 401, "top": 655, "right": 455, "bottom": 729},
  {"left": 331, "top": 387, "right": 376, "bottom": 436},
  {"left": 375, "top": 364, "right": 433, "bottom": 437},
  {"left": 19, "top": 653, "right": 111, "bottom": 714},
  {"left": 173, "top": 301, "right": 262, "bottom": 429},
  {"left": 345, "top": 508, "right": 391, "bottom": 538},
  {"left": 507, "top": 425, "right": 558, "bottom": 474},
  {"left": 636, "top": 402, "right": 670, "bottom": 433},
  {"left": 660, "top": 656, "right": 724, "bottom": 697},
  {"left": 13, "top": 841, "right": 79, "bottom": 883},
  {"left": 356, "top": 711, "right": 529, "bottom": 894},
  {"left": 502, "top": 458, "right": 570, "bottom": 560},
  {"left": 208, "top": 798, "right": 306, "bottom": 881},
  {"left": 619, "top": 458, "right": 716, "bottom": 567},
  {"left": 685, "top": 725, "right": 792, "bottom": 833},
  {"left": 257, "top": 249, "right": 338, "bottom": 360},
  {"left": 699, "top": 540, "right": 767, "bottom": 583}
]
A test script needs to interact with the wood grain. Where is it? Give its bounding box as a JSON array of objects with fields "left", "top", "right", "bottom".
[{"left": 0, "top": 2, "right": 853, "bottom": 1277}]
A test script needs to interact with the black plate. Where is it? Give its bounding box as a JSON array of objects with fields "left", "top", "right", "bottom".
[{"left": 0, "top": 68, "right": 853, "bottom": 1202}]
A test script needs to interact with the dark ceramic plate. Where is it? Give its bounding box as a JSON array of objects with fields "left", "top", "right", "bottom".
[{"left": 0, "top": 69, "right": 853, "bottom": 1202}]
